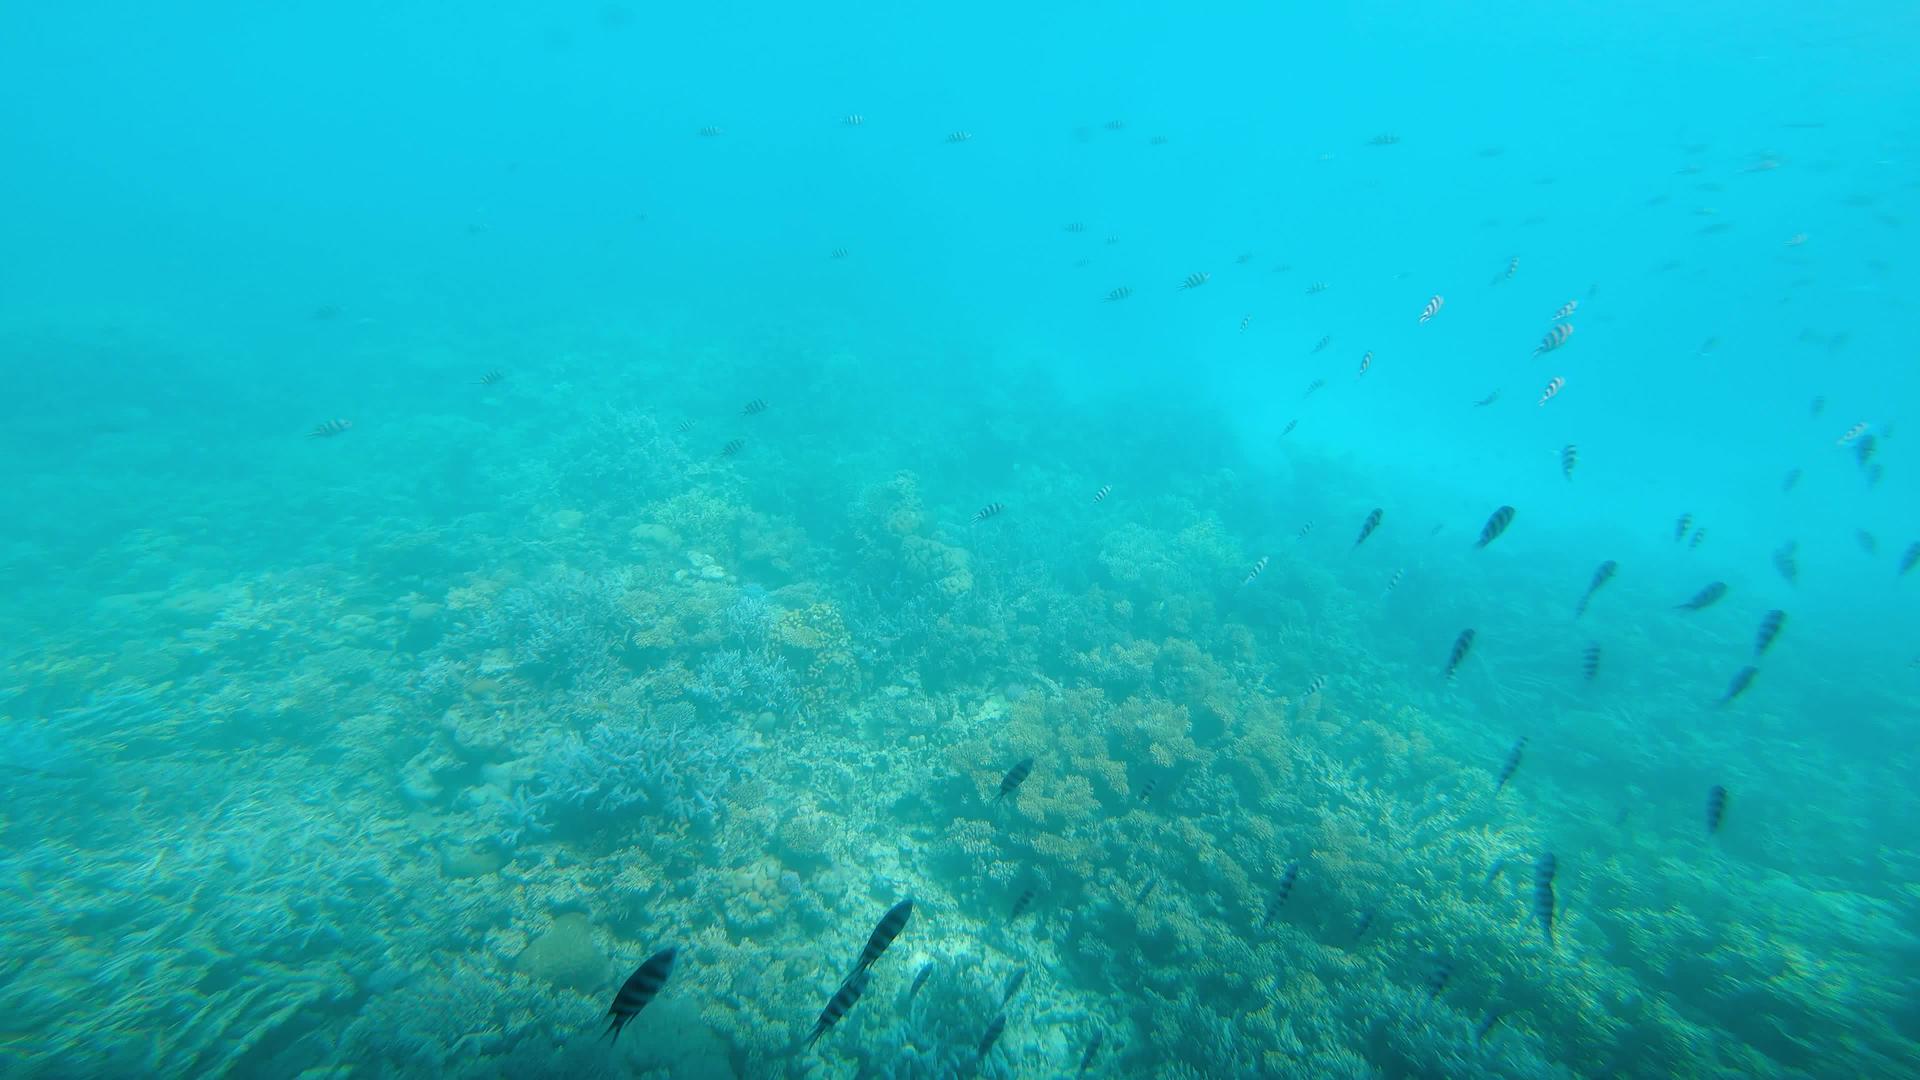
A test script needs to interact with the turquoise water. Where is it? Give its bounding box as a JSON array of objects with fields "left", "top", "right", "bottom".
[{"left": 3, "top": 2, "right": 1917, "bottom": 1076}]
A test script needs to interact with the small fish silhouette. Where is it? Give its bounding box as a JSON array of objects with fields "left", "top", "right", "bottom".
[
  {"left": 854, "top": 900, "right": 913, "bottom": 973},
  {"left": 972, "top": 502, "right": 1004, "bottom": 523},
  {"left": 1561, "top": 444, "right": 1578, "bottom": 480},
  {"left": 1535, "top": 324, "right": 1573, "bottom": 356},
  {"left": 1103, "top": 286, "right": 1133, "bottom": 302},
  {"left": 1773, "top": 541, "right": 1799, "bottom": 585},
  {"left": 995, "top": 757, "right": 1034, "bottom": 800},
  {"left": 1674, "top": 514, "right": 1693, "bottom": 542},
  {"left": 1263, "top": 862, "right": 1301, "bottom": 921},
  {"left": 1357, "top": 350, "right": 1373, "bottom": 377},
  {"left": 1754, "top": 610, "right": 1786, "bottom": 656},
  {"left": 1532, "top": 853, "right": 1557, "bottom": 947},
  {"left": 1677, "top": 582, "right": 1728, "bottom": 611},
  {"left": 476, "top": 369, "right": 505, "bottom": 385},
  {"left": 1706, "top": 785, "right": 1729, "bottom": 833},
  {"left": 1418, "top": 295, "right": 1445, "bottom": 323},
  {"left": 721, "top": 438, "right": 745, "bottom": 457},
  {"left": 307, "top": 419, "right": 353, "bottom": 438},
  {"left": 743, "top": 398, "right": 769, "bottom": 415},
  {"left": 1582, "top": 643, "right": 1600, "bottom": 682},
  {"left": 1353, "top": 508, "right": 1383, "bottom": 550},
  {"left": 1473, "top": 389, "right": 1501, "bottom": 407},
  {"left": 1092, "top": 484, "right": 1112, "bottom": 504},
  {"left": 1178, "top": 271, "right": 1210, "bottom": 290},
  {"left": 604, "top": 947, "right": 677, "bottom": 1042},
  {"left": 1494, "top": 737, "right": 1526, "bottom": 792},
  {"left": 1445, "top": 629, "right": 1477, "bottom": 679},
  {"left": 698, "top": 126, "right": 724, "bottom": 137},
  {"left": 806, "top": 971, "right": 871, "bottom": 1047},
  {"left": 1476, "top": 506, "right": 1516, "bottom": 549},
  {"left": 1575, "top": 560, "right": 1617, "bottom": 617},
  {"left": 1718, "top": 666, "right": 1758, "bottom": 706},
  {"left": 1243, "top": 555, "right": 1271, "bottom": 586},
  {"left": 842, "top": 114, "right": 865, "bottom": 127},
  {"left": 946, "top": 131, "right": 973, "bottom": 144},
  {"left": 1537, "top": 376, "right": 1566, "bottom": 405},
  {"left": 1551, "top": 300, "right": 1578, "bottom": 320}
]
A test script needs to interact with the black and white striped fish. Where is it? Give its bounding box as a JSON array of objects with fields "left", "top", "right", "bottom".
[
  {"left": 307, "top": 418, "right": 353, "bottom": 438},
  {"left": 1533, "top": 853, "right": 1557, "bottom": 947},
  {"left": 743, "top": 398, "right": 769, "bottom": 415},
  {"left": 1689, "top": 527, "right": 1707, "bottom": 549},
  {"left": 1534, "top": 324, "right": 1573, "bottom": 355},
  {"left": 830, "top": 247, "right": 850, "bottom": 259},
  {"left": 721, "top": 438, "right": 745, "bottom": 457},
  {"left": 1281, "top": 418, "right": 1298, "bottom": 437},
  {"left": 1575, "top": 560, "right": 1617, "bottom": 616},
  {"left": 972, "top": 502, "right": 1004, "bottom": 523},
  {"left": 1418, "top": 295, "right": 1445, "bottom": 323},
  {"left": 1706, "top": 785, "right": 1729, "bottom": 833},
  {"left": 1063, "top": 222, "right": 1086, "bottom": 233},
  {"left": 1103, "top": 286, "right": 1133, "bottom": 302},
  {"left": 604, "top": 947, "right": 677, "bottom": 1042},
  {"left": 1504, "top": 256, "right": 1520, "bottom": 279},
  {"left": 1295, "top": 520, "right": 1314, "bottom": 540},
  {"left": 1381, "top": 567, "right": 1405, "bottom": 597},
  {"left": 1473, "top": 388, "right": 1501, "bottom": 407},
  {"left": 1445, "top": 628, "right": 1477, "bottom": 679},
  {"left": 1306, "top": 281, "right": 1328, "bottom": 294},
  {"left": 854, "top": 900, "right": 913, "bottom": 973},
  {"left": 1674, "top": 513, "right": 1693, "bottom": 542},
  {"left": 1178, "top": 271, "right": 1210, "bottom": 290},
  {"left": 1551, "top": 300, "right": 1578, "bottom": 320},
  {"left": 1353, "top": 508, "right": 1384, "bottom": 549},
  {"left": 1494, "top": 736, "right": 1526, "bottom": 793},
  {"left": 1837, "top": 421, "right": 1870, "bottom": 446},
  {"left": 1537, "top": 376, "right": 1565, "bottom": 406},
  {"left": 1243, "top": 555, "right": 1270, "bottom": 585},
  {"left": 1561, "top": 444, "right": 1577, "bottom": 480},
  {"left": 1311, "top": 334, "right": 1331, "bottom": 354},
  {"left": 1773, "top": 541, "right": 1799, "bottom": 584},
  {"left": 1718, "top": 666, "right": 1759, "bottom": 706},
  {"left": 909, "top": 962, "right": 933, "bottom": 999},
  {"left": 1240, "top": 314, "right": 1251, "bottom": 333},
  {"left": 1476, "top": 505, "right": 1516, "bottom": 549},
  {"left": 1582, "top": 643, "right": 1600, "bottom": 682},
  {"left": 1008, "top": 886, "right": 1038, "bottom": 921},
  {"left": 1677, "top": 581, "right": 1727, "bottom": 611},
  {"left": 806, "top": 970, "right": 871, "bottom": 1047},
  {"left": 477, "top": 369, "right": 505, "bottom": 385},
  {"left": 1263, "top": 862, "right": 1300, "bottom": 921},
  {"left": 1304, "top": 378, "right": 1327, "bottom": 398},
  {"left": 698, "top": 126, "right": 724, "bottom": 137},
  {"left": 1301, "top": 675, "right": 1327, "bottom": 698},
  {"left": 1357, "top": 350, "right": 1373, "bottom": 377},
  {"left": 1754, "top": 610, "right": 1786, "bottom": 656},
  {"left": 996, "top": 757, "right": 1033, "bottom": 800},
  {"left": 842, "top": 114, "right": 865, "bottom": 127},
  {"left": 946, "top": 130, "right": 973, "bottom": 143},
  {"left": 1092, "top": 484, "right": 1112, "bottom": 504}
]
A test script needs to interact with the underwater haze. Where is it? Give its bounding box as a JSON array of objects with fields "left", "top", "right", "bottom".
[{"left": 4, "top": 1, "right": 1919, "bottom": 1076}]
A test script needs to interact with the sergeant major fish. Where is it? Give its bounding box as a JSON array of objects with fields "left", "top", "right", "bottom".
[
  {"left": 604, "top": 946, "right": 677, "bottom": 1042},
  {"left": 1575, "top": 559, "right": 1618, "bottom": 617},
  {"left": 1445, "top": 628, "right": 1477, "bottom": 679}
]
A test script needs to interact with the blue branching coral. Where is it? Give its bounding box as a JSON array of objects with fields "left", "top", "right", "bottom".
[
  {"left": 690, "top": 648, "right": 804, "bottom": 720},
  {"left": 524, "top": 702, "right": 747, "bottom": 831}
]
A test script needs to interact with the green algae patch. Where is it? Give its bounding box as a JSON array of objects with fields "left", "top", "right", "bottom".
[{"left": 516, "top": 912, "right": 608, "bottom": 992}]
